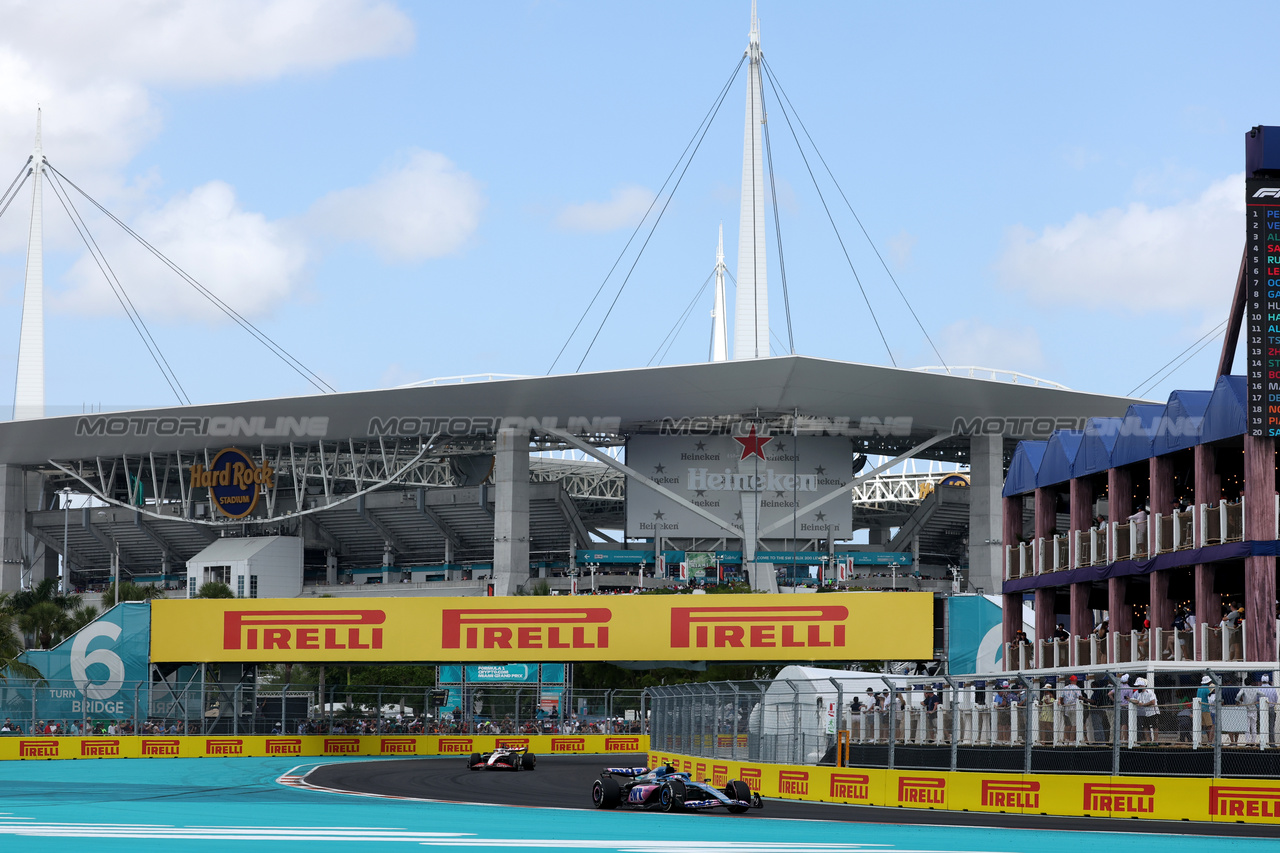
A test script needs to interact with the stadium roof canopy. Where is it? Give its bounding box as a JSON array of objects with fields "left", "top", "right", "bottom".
[
  {"left": 0, "top": 355, "right": 1141, "bottom": 465},
  {"left": 3, "top": 356, "right": 1142, "bottom": 585}
]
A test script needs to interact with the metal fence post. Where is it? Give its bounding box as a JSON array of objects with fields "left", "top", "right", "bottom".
[
  {"left": 828, "top": 677, "right": 844, "bottom": 757},
  {"left": 943, "top": 675, "right": 959, "bottom": 772},
  {"left": 785, "top": 680, "right": 801, "bottom": 765},
  {"left": 1212, "top": 672, "right": 1223, "bottom": 778},
  {"left": 1019, "top": 676, "right": 1034, "bottom": 774},
  {"left": 885, "top": 678, "right": 896, "bottom": 770},
  {"left": 730, "top": 683, "right": 740, "bottom": 762},
  {"left": 1111, "top": 671, "right": 1121, "bottom": 777}
]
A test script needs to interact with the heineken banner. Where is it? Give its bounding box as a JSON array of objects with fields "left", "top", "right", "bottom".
[{"left": 626, "top": 434, "right": 853, "bottom": 538}]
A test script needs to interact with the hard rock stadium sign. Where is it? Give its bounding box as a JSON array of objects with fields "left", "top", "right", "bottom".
[{"left": 150, "top": 593, "right": 933, "bottom": 663}]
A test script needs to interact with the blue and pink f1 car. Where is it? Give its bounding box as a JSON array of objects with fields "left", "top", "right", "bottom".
[{"left": 590, "top": 764, "right": 763, "bottom": 813}]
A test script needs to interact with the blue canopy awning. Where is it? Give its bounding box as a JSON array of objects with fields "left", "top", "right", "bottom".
[
  {"left": 1003, "top": 440, "right": 1048, "bottom": 497},
  {"left": 1036, "top": 430, "right": 1084, "bottom": 488},
  {"left": 1201, "top": 374, "right": 1247, "bottom": 444},
  {"left": 1075, "top": 417, "right": 1121, "bottom": 478},
  {"left": 1152, "top": 389, "right": 1212, "bottom": 456},
  {"left": 1110, "top": 403, "right": 1167, "bottom": 468}
]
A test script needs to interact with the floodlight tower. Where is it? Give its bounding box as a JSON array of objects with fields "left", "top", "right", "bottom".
[
  {"left": 14, "top": 109, "right": 46, "bottom": 420},
  {"left": 732, "top": 1, "right": 769, "bottom": 360}
]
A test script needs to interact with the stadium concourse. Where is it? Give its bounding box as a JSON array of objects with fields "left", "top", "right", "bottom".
[{"left": 0, "top": 355, "right": 1140, "bottom": 606}]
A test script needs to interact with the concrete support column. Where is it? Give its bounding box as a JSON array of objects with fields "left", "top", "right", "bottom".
[
  {"left": 969, "top": 434, "right": 1004, "bottom": 596},
  {"left": 1069, "top": 478, "right": 1092, "bottom": 567},
  {"left": 1193, "top": 443, "right": 1221, "bottom": 657},
  {"left": 1244, "top": 433, "right": 1277, "bottom": 661},
  {"left": 1069, "top": 582, "right": 1091, "bottom": 639},
  {"left": 1148, "top": 455, "right": 1175, "bottom": 631},
  {"left": 0, "top": 465, "right": 24, "bottom": 593},
  {"left": 325, "top": 551, "right": 338, "bottom": 586},
  {"left": 1001, "top": 494, "right": 1022, "bottom": 599},
  {"left": 1105, "top": 466, "right": 1132, "bottom": 630},
  {"left": 492, "top": 428, "right": 530, "bottom": 597},
  {"left": 1149, "top": 570, "right": 1172, "bottom": 633},
  {"left": 1002, "top": 592, "right": 1022, "bottom": 670},
  {"left": 1194, "top": 565, "right": 1218, "bottom": 661},
  {"left": 1034, "top": 588, "right": 1056, "bottom": 645},
  {"left": 1068, "top": 475, "right": 1094, "bottom": 643},
  {"left": 1108, "top": 577, "right": 1132, "bottom": 634}
]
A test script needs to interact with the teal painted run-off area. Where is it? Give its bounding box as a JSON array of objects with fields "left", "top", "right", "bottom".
[{"left": 0, "top": 756, "right": 1270, "bottom": 852}]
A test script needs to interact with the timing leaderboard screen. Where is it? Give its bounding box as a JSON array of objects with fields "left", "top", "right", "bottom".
[{"left": 1247, "top": 177, "right": 1280, "bottom": 436}]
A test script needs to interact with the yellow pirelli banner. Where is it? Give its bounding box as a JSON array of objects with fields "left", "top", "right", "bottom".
[
  {"left": 0, "top": 733, "right": 648, "bottom": 761},
  {"left": 150, "top": 593, "right": 932, "bottom": 663},
  {"left": 647, "top": 750, "right": 1280, "bottom": 825}
]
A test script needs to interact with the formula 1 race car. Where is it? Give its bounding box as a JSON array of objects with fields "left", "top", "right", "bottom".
[
  {"left": 467, "top": 746, "right": 537, "bottom": 771},
  {"left": 590, "top": 764, "right": 763, "bottom": 813}
]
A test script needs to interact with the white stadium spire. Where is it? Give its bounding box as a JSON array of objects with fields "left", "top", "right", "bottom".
[
  {"left": 732, "top": 0, "right": 768, "bottom": 360},
  {"left": 711, "top": 222, "right": 729, "bottom": 362},
  {"left": 14, "top": 109, "right": 46, "bottom": 421}
]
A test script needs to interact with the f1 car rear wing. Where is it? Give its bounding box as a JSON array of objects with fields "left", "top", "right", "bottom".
[{"left": 602, "top": 767, "right": 650, "bottom": 776}]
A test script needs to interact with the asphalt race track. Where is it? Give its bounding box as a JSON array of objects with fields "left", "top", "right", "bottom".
[{"left": 305, "top": 753, "right": 1266, "bottom": 837}]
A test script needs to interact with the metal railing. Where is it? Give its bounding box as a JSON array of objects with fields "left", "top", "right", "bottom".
[
  {"left": 0, "top": 679, "right": 645, "bottom": 738},
  {"left": 646, "top": 669, "right": 1280, "bottom": 778}
]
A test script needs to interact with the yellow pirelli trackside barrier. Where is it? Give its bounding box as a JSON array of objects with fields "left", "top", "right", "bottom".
[
  {"left": 0, "top": 733, "right": 647, "bottom": 761},
  {"left": 648, "top": 751, "right": 1280, "bottom": 826},
  {"left": 150, "top": 593, "right": 933, "bottom": 664}
]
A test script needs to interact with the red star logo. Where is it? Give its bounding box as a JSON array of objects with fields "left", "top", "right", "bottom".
[{"left": 734, "top": 425, "right": 773, "bottom": 460}]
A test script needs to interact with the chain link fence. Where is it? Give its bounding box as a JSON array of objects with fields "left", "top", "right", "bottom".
[
  {"left": 0, "top": 678, "right": 645, "bottom": 738},
  {"left": 645, "top": 667, "right": 1280, "bottom": 778}
]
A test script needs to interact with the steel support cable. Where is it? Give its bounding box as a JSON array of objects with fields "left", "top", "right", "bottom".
[
  {"left": 657, "top": 290, "right": 708, "bottom": 366},
  {"left": 45, "top": 170, "right": 189, "bottom": 404},
  {"left": 0, "top": 171, "right": 31, "bottom": 223},
  {"left": 651, "top": 268, "right": 717, "bottom": 367},
  {"left": 45, "top": 163, "right": 335, "bottom": 394},
  {"left": 758, "top": 66, "right": 794, "bottom": 354},
  {"left": 756, "top": 61, "right": 895, "bottom": 366},
  {"left": 1129, "top": 320, "right": 1227, "bottom": 398},
  {"left": 574, "top": 59, "right": 744, "bottom": 373},
  {"left": 548, "top": 55, "right": 747, "bottom": 375},
  {"left": 0, "top": 157, "right": 32, "bottom": 219},
  {"left": 763, "top": 57, "right": 946, "bottom": 369},
  {"left": 648, "top": 268, "right": 716, "bottom": 366}
]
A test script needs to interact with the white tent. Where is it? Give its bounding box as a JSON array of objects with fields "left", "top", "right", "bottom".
[{"left": 751, "top": 665, "right": 931, "bottom": 762}]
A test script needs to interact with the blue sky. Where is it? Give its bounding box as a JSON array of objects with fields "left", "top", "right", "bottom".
[{"left": 0, "top": 1, "right": 1264, "bottom": 412}]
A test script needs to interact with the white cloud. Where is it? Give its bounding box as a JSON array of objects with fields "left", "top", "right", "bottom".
[
  {"left": 996, "top": 174, "right": 1242, "bottom": 313},
  {"left": 555, "top": 185, "right": 655, "bottom": 232},
  {"left": 0, "top": 0, "right": 414, "bottom": 236},
  {"left": 0, "top": 0, "right": 412, "bottom": 87},
  {"left": 935, "top": 318, "right": 1045, "bottom": 373},
  {"left": 308, "top": 149, "right": 485, "bottom": 262},
  {"left": 886, "top": 230, "right": 917, "bottom": 268},
  {"left": 58, "top": 181, "right": 306, "bottom": 319}
]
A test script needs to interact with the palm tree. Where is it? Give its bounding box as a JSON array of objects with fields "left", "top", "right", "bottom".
[
  {"left": 195, "top": 581, "right": 235, "bottom": 599},
  {"left": 0, "top": 611, "right": 42, "bottom": 682},
  {"left": 17, "top": 601, "right": 73, "bottom": 650},
  {"left": 68, "top": 605, "right": 99, "bottom": 634},
  {"left": 100, "top": 581, "right": 166, "bottom": 605},
  {"left": 4, "top": 578, "right": 81, "bottom": 615}
]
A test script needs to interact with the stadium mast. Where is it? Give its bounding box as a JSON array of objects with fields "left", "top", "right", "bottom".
[
  {"left": 732, "top": 0, "right": 768, "bottom": 360},
  {"left": 711, "top": 223, "right": 729, "bottom": 361},
  {"left": 14, "top": 109, "right": 46, "bottom": 420}
]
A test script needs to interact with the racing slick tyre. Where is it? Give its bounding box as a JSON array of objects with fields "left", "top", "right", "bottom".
[
  {"left": 592, "top": 777, "right": 621, "bottom": 810},
  {"left": 659, "top": 778, "right": 686, "bottom": 812},
  {"left": 724, "top": 780, "right": 751, "bottom": 813},
  {"left": 522, "top": 752, "right": 537, "bottom": 771},
  {"left": 468, "top": 752, "right": 482, "bottom": 770}
]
